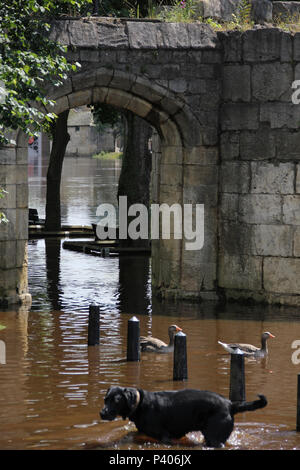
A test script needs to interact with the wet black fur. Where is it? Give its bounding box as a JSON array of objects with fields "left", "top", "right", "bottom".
[{"left": 100, "top": 386, "right": 267, "bottom": 447}]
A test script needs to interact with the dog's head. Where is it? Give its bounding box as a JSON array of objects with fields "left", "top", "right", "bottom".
[{"left": 100, "top": 386, "right": 140, "bottom": 421}]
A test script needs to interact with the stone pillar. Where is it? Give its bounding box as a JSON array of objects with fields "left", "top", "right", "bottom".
[
  {"left": 181, "top": 145, "right": 219, "bottom": 301},
  {"left": 0, "top": 138, "right": 31, "bottom": 307}
]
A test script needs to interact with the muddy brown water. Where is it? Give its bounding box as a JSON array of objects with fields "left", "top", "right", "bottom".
[{"left": 1, "top": 157, "right": 300, "bottom": 450}]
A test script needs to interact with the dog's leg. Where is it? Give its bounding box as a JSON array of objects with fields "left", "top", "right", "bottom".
[{"left": 202, "top": 413, "right": 234, "bottom": 448}]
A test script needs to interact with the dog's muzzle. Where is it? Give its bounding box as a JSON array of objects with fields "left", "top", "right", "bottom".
[{"left": 100, "top": 406, "right": 116, "bottom": 421}]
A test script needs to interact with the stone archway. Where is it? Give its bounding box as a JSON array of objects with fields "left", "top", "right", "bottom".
[
  {"left": 0, "top": 19, "right": 222, "bottom": 306},
  {"left": 46, "top": 68, "right": 208, "bottom": 300},
  {"left": 0, "top": 64, "right": 218, "bottom": 305}
]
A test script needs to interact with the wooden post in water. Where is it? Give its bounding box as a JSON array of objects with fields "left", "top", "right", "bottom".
[
  {"left": 229, "top": 353, "right": 246, "bottom": 402},
  {"left": 127, "top": 316, "right": 140, "bottom": 362},
  {"left": 173, "top": 331, "right": 188, "bottom": 381},
  {"left": 88, "top": 304, "right": 100, "bottom": 346},
  {"left": 297, "top": 374, "right": 300, "bottom": 431}
]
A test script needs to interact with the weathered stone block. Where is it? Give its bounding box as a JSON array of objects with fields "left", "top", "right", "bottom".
[
  {"left": 221, "top": 162, "right": 250, "bottom": 193},
  {"left": 79, "top": 48, "right": 99, "bottom": 62},
  {"left": 16, "top": 184, "right": 28, "bottom": 209},
  {"left": 184, "top": 146, "right": 218, "bottom": 165},
  {"left": 68, "top": 20, "right": 98, "bottom": 48},
  {"left": 293, "top": 227, "right": 300, "bottom": 257},
  {"left": 220, "top": 132, "right": 239, "bottom": 161},
  {"left": 202, "top": 50, "right": 222, "bottom": 64},
  {"left": 264, "top": 257, "right": 300, "bottom": 294},
  {"left": 294, "top": 32, "right": 300, "bottom": 61},
  {"left": 161, "top": 146, "right": 183, "bottom": 165},
  {"left": 221, "top": 104, "right": 259, "bottom": 130},
  {"left": 184, "top": 183, "right": 218, "bottom": 208},
  {"left": 159, "top": 185, "right": 182, "bottom": 205},
  {"left": 72, "top": 70, "right": 97, "bottom": 91},
  {"left": 0, "top": 241, "right": 17, "bottom": 269},
  {"left": 276, "top": 131, "right": 300, "bottom": 160},
  {"left": 243, "top": 28, "right": 292, "bottom": 63},
  {"left": 220, "top": 193, "right": 239, "bottom": 221},
  {"left": 218, "top": 30, "right": 242, "bottom": 63},
  {"left": 251, "top": 162, "right": 294, "bottom": 194},
  {"left": 223, "top": 65, "right": 251, "bottom": 102},
  {"left": 49, "top": 20, "right": 70, "bottom": 45},
  {"left": 157, "top": 22, "right": 190, "bottom": 49},
  {"left": 184, "top": 165, "right": 218, "bottom": 187},
  {"left": 0, "top": 165, "right": 17, "bottom": 185},
  {"left": 105, "top": 88, "right": 131, "bottom": 109},
  {"left": 283, "top": 195, "right": 300, "bottom": 224},
  {"left": 260, "top": 103, "right": 300, "bottom": 129},
  {"left": 202, "top": 127, "right": 218, "bottom": 146},
  {"left": 0, "top": 184, "right": 16, "bottom": 209},
  {"left": 127, "top": 22, "right": 158, "bottom": 49},
  {"left": 173, "top": 108, "right": 203, "bottom": 146},
  {"left": 50, "top": 96, "right": 69, "bottom": 114},
  {"left": 97, "top": 22, "right": 129, "bottom": 49},
  {"left": 46, "top": 78, "right": 72, "bottom": 101},
  {"left": 252, "top": 63, "right": 293, "bottom": 102},
  {"left": 186, "top": 23, "right": 220, "bottom": 50},
  {"left": 182, "top": 254, "right": 217, "bottom": 292},
  {"left": 252, "top": 225, "right": 293, "bottom": 257},
  {"left": 160, "top": 163, "right": 182, "bottom": 186},
  {"left": 16, "top": 240, "right": 27, "bottom": 268},
  {"left": 168, "top": 78, "right": 188, "bottom": 94},
  {"left": 92, "top": 87, "right": 108, "bottom": 104},
  {"left": 293, "top": 227, "right": 300, "bottom": 256},
  {"left": 219, "top": 253, "right": 262, "bottom": 291},
  {"left": 0, "top": 148, "right": 16, "bottom": 165},
  {"left": 127, "top": 96, "right": 153, "bottom": 118},
  {"left": 16, "top": 209, "right": 28, "bottom": 240},
  {"left": 0, "top": 209, "right": 16, "bottom": 241},
  {"left": 16, "top": 147, "right": 28, "bottom": 165},
  {"left": 220, "top": 222, "right": 252, "bottom": 256},
  {"left": 240, "top": 126, "right": 276, "bottom": 160},
  {"left": 239, "top": 194, "right": 282, "bottom": 224}
]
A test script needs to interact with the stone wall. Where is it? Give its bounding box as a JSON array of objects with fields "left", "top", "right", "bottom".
[
  {"left": 66, "top": 107, "right": 115, "bottom": 157},
  {"left": 0, "top": 134, "right": 31, "bottom": 307},
  {"left": 218, "top": 27, "right": 300, "bottom": 306},
  {"left": 2, "top": 20, "right": 300, "bottom": 307}
]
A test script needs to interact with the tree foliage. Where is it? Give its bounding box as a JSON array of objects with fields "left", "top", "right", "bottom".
[{"left": 0, "top": 1, "right": 92, "bottom": 145}]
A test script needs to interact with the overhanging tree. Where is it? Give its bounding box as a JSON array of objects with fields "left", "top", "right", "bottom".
[{"left": 0, "top": 0, "right": 91, "bottom": 146}]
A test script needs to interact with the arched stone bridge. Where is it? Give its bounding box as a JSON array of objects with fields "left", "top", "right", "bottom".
[{"left": 1, "top": 19, "right": 300, "bottom": 307}]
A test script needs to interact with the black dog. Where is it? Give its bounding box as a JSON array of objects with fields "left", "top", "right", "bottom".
[{"left": 100, "top": 386, "right": 267, "bottom": 447}]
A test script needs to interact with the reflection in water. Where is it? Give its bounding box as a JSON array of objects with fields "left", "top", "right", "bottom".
[
  {"left": 118, "top": 256, "right": 151, "bottom": 316},
  {"left": 1, "top": 157, "right": 300, "bottom": 449},
  {"left": 45, "top": 238, "right": 62, "bottom": 311},
  {"left": 28, "top": 156, "right": 122, "bottom": 225}
]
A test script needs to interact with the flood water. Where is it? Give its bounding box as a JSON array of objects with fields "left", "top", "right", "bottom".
[{"left": 1, "top": 156, "right": 300, "bottom": 450}]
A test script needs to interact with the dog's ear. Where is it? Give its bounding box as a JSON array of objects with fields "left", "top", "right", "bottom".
[
  {"left": 122, "top": 387, "right": 138, "bottom": 419},
  {"left": 105, "top": 386, "right": 113, "bottom": 397}
]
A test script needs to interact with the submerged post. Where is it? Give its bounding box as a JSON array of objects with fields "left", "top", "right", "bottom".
[
  {"left": 127, "top": 316, "right": 140, "bottom": 362},
  {"left": 88, "top": 304, "right": 100, "bottom": 346},
  {"left": 297, "top": 374, "right": 300, "bottom": 431},
  {"left": 173, "top": 331, "right": 188, "bottom": 381},
  {"left": 229, "top": 353, "right": 246, "bottom": 402}
]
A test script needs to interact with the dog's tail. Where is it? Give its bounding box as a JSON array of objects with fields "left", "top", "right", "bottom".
[{"left": 231, "top": 394, "right": 267, "bottom": 416}]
